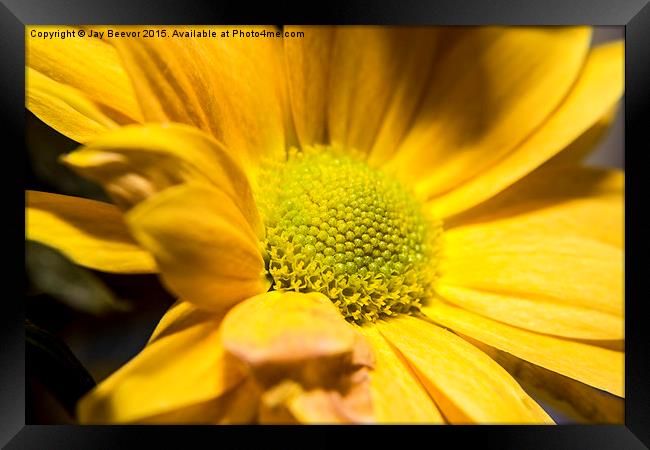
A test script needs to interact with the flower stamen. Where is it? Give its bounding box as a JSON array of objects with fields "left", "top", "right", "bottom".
[{"left": 256, "top": 146, "right": 442, "bottom": 324}]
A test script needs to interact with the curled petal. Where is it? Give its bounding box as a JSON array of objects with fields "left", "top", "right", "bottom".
[{"left": 26, "top": 190, "right": 155, "bottom": 273}]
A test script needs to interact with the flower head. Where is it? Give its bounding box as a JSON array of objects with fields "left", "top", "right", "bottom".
[
  {"left": 257, "top": 146, "right": 443, "bottom": 323},
  {"left": 26, "top": 26, "right": 624, "bottom": 424}
]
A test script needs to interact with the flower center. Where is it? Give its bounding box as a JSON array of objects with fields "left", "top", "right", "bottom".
[{"left": 256, "top": 146, "right": 442, "bottom": 324}]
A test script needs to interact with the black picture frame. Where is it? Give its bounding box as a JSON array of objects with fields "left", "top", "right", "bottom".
[{"left": 2, "top": 0, "right": 648, "bottom": 447}]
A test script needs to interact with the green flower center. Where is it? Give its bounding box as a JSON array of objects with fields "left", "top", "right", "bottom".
[{"left": 256, "top": 146, "right": 442, "bottom": 324}]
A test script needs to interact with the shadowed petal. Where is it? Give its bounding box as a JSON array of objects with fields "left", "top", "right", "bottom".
[
  {"left": 125, "top": 183, "right": 268, "bottom": 312},
  {"left": 422, "top": 302, "right": 624, "bottom": 397},
  {"left": 426, "top": 41, "right": 623, "bottom": 217},
  {"left": 77, "top": 306, "right": 245, "bottom": 423},
  {"left": 378, "top": 315, "right": 553, "bottom": 423},
  {"left": 26, "top": 191, "right": 156, "bottom": 273}
]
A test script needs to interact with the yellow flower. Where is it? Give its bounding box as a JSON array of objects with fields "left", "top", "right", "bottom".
[{"left": 25, "top": 26, "right": 624, "bottom": 424}]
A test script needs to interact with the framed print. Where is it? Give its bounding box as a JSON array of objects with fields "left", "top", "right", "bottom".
[{"left": 1, "top": 0, "right": 648, "bottom": 447}]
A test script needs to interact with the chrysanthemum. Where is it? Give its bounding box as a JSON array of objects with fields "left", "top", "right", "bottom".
[{"left": 25, "top": 26, "right": 624, "bottom": 424}]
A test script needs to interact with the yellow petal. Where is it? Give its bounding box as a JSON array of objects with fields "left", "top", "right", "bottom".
[
  {"left": 377, "top": 315, "right": 553, "bottom": 423},
  {"left": 387, "top": 27, "right": 591, "bottom": 198},
  {"left": 110, "top": 26, "right": 287, "bottom": 180},
  {"left": 467, "top": 337, "right": 623, "bottom": 423},
  {"left": 132, "top": 378, "right": 260, "bottom": 424},
  {"left": 358, "top": 326, "right": 444, "bottom": 423},
  {"left": 26, "top": 191, "right": 156, "bottom": 273},
  {"left": 328, "top": 27, "right": 439, "bottom": 157},
  {"left": 541, "top": 105, "right": 619, "bottom": 169},
  {"left": 435, "top": 285, "right": 623, "bottom": 340},
  {"left": 62, "top": 123, "right": 263, "bottom": 237},
  {"left": 441, "top": 225, "right": 623, "bottom": 317},
  {"left": 284, "top": 26, "right": 439, "bottom": 158},
  {"left": 427, "top": 40, "right": 623, "bottom": 217},
  {"left": 283, "top": 26, "right": 334, "bottom": 147},
  {"left": 27, "top": 26, "right": 142, "bottom": 125},
  {"left": 125, "top": 183, "right": 268, "bottom": 312},
  {"left": 77, "top": 308, "right": 245, "bottom": 423},
  {"left": 147, "top": 300, "right": 204, "bottom": 344},
  {"left": 445, "top": 166, "right": 624, "bottom": 248},
  {"left": 26, "top": 68, "right": 119, "bottom": 143},
  {"left": 422, "top": 301, "right": 624, "bottom": 397},
  {"left": 221, "top": 291, "right": 366, "bottom": 367}
]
